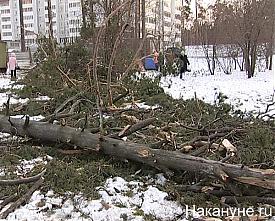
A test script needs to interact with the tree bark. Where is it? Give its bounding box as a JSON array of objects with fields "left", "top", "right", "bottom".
[
  {"left": 269, "top": 53, "right": 273, "bottom": 70},
  {"left": 81, "top": 0, "right": 87, "bottom": 29},
  {"left": 0, "top": 115, "right": 274, "bottom": 190},
  {"left": 135, "top": 0, "right": 140, "bottom": 39},
  {"left": 47, "top": 0, "right": 56, "bottom": 57},
  {"left": 19, "top": 0, "right": 26, "bottom": 52}
]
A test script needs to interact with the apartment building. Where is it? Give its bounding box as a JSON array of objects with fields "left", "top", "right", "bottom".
[
  {"left": 0, "top": 0, "right": 82, "bottom": 47},
  {"left": 145, "top": 0, "right": 182, "bottom": 47},
  {"left": 0, "top": 0, "right": 182, "bottom": 49}
]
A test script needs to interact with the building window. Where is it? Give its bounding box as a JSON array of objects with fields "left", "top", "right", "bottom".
[
  {"left": 69, "top": 19, "right": 81, "bottom": 25},
  {"left": 23, "top": 15, "right": 33, "bottom": 20},
  {"left": 1, "top": 1, "right": 9, "bottom": 6},
  {"left": 3, "top": 32, "right": 12, "bottom": 36},
  {"left": 70, "top": 27, "right": 80, "bottom": 33},
  {"left": 2, "top": 25, "right": 11, "bottom": 29},
  {"left": 164, "top": 11, "right": 171, "bottom": 17},
  {"left": 25, "top": 23, "right": 33, "bottom": 28},
  {"left": 69, "top": 2, "right": 80, "bottom": 8},
  {"left": 2, "top": 17, "right": 11, "bottom": 22},
  {"left": 1, "top": 9, "right": 10, "bottom": 14},
  {"left": 22, "top": 0, "right": 32, "bottom": 4},
  {"left": 23, "top": 7, "right": 33, "bottom": 12}
]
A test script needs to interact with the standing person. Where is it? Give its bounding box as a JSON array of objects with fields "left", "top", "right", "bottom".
[
  {"left": 179, "top": 51, "right": 190, "bottom": 79},
  {"left": 153, "top": 51, "right": 159, "bottom": 71},
  {"left": 8, "top": 52, "right": 17, "bottom": 79}
]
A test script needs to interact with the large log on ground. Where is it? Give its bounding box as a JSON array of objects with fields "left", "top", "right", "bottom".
[{"left": 0, "top": 115, "right": 274, "bottom": 190}]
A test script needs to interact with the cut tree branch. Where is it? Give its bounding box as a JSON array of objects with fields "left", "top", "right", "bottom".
[
  {"left": 0, "top": 169, "right": 46, "bottom": 185},
  {"left": 109, "top": 117, "right": 155, "bottom": 139},
  {"left": 0, "top": 178, "right": 44, "bottom": 219},
  {"left": 107, "top": 23, "right": 129, "bottom": 106}
]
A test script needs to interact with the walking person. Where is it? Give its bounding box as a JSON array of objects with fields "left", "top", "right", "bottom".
[
  {"left": 8, "top": 52, "right": 17, "bottom": 79},
  {"left": 179, "top": 51, "right": 190, "bottom": 79}
]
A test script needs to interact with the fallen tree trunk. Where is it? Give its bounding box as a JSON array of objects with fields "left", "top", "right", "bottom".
[{"left": 0, "top": 115, "right": 274, "bottom": 190}]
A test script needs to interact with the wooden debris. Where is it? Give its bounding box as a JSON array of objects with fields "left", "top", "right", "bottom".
[
  {"left": 0, "top": 178, "right": 44, "bottom": 219},
  {"left": 0, "top": 170, "right": 46, "bottom": 185}
]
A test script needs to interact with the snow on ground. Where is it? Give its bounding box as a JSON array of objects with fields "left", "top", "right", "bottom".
[
  {"left": 34, "top": 96, "right": 51, "bottom": 101},
  {"left": 122, "top": 102, "right": 160, "bottom": 110},
  {"left": 11, "top": 115, "right": 45, "bottom": 121},
  {"left": 0, "top": 154, "right": 52, "bottom": 178},
  {"left": 161, "top": 67, "right": 274, "bottom": 118},
  {"left": 0, "top": 75, "right": 28, "bottom": 109},
  {"left": 0, "top": 54, "right": 274, "bottom": 220},
  {"left": 0, "top": 170, "right": 187, "bottom": 221},
  {"left": 16, "top": 156, "right": 52, "bottom": 176},
  {"left": 0, "top": 74, "right": 187, "bottom": 221}
]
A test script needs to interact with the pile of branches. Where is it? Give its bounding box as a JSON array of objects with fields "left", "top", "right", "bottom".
[
  {"left": 0, "top": 1, "right": 274, "bottom": 219},
  {"left": 0, "top": 89, "right": 274, "bottom": 217}
]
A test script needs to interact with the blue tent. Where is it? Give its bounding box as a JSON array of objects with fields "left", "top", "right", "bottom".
[{"left": 144, "top": 57, "right": 156, "bottom": 70}]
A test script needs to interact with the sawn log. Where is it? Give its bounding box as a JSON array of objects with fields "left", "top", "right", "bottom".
[{"left": 0, "top": 115, "right": 274, "bottom": 190}]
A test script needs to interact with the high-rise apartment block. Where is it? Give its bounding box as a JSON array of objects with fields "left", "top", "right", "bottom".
[
  {"left": 0, "top": 0, "right": 82, "bottom": 47},
  {"left": 0, "top": 0, "right": 182, "bottom": 49},
  {"left": 145, "top": 0, "right": 182, "bottom": 46}
]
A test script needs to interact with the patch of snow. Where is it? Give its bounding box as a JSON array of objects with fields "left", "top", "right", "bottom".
[
  {"left": 0, "top": 76, "right": 25, "bottom": 90},
  {"left": 141, "top": 186, "right": 183, "bottom": 220},
  {"left": 0, "top": 132, "right": 11, "bottom": 139},
  {"left": 155, "top": 173, "right": 167, "bottom": 186},
  {"left": 0, "top": 168, "right": 5, "bottom": 177},
  {"left": 103, "top": 114, "right": 111, "bottom": 119},
  {"left": 34, "top": 96, "right": 51, "bottom": 101},
  {"left": 121, "top": 137, "right": 127, "bottom": 141},
  {"left": 0, "top": 77, "right": 28, "bottom": 109},
  {"left": 160, "top": 71, "right": 274, "bottom": 117},
  {"left": 0, "top": 93, "right": 29, "bottom": 109},
  {"left": 10, "top": 115, "right": 45, "bottom": 121},
  {"left": 136, "top": 102, "right": 160, "bottom": 110},
  {"left": 16, "top": 156, "right": 52, "bottom": 176},
  {"left": 123, "top": 102, "right": 160, "bottom": 110},
  {"left": 134, "top": 71, "right": 161, "bottom": 80},
  {"left": 0, "top": 176, "right": 186, "bottom": 221}
]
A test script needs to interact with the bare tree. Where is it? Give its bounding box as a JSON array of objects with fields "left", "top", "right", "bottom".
[
  {"left": 47, "top": 0, "right": 56, "bottom": 57},
  {"left": 196, "top": 4, "right": 217, "bottom": 75},
  {"left": 19, "top": 0, "right": 26, "bottom": 52},
  {"left": 181, "top": 0, "right": 192, "bottom": 47},
  {"left": 214, "top": 0, "right": 273, "bottom": 78}
]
